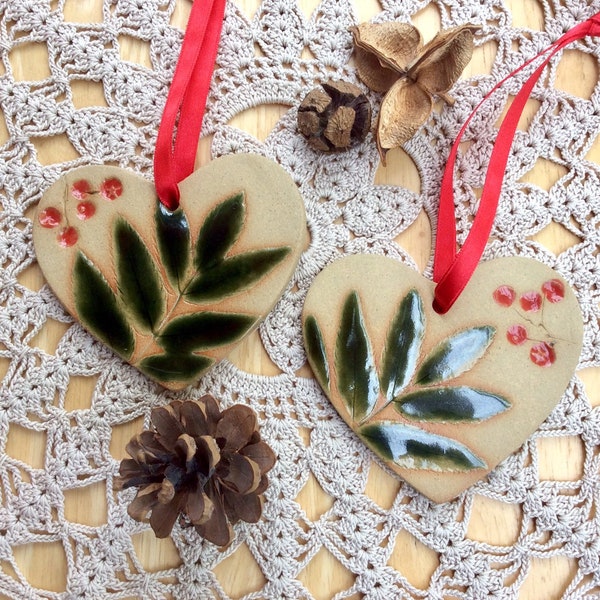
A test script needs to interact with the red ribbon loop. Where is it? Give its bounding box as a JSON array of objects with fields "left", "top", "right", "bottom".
[
  {"left": 432, "top": 13, "right": 600, "bottom": 314},
  {"left": 154, "top": 0, "right": 226, "bottom": 211}
]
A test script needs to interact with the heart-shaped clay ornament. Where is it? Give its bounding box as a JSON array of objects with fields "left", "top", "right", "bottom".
[
  {"left": 34, "top": 154, "right": 306, "bottom": 390},
  {"left": 302, "top": 254, "right": 583, "bottom": 502}
]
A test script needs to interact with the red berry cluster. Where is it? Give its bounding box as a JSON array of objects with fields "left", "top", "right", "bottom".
[
  {"left": 38, "top": 177, "right": 123, "bottom": 247},
  {"left": 492, "top": 279, "right": 565, "bottom": 367}
]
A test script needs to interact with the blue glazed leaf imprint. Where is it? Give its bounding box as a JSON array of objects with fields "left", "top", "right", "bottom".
[
  {"left": 396, "top": 386, "right": 510, "bottom": 422},
  {"left": 304, "top": 315, "right": 330, "bottom": 392},
  {"left": 360, "top": 422, "right": 486, "bottom": 471},
  {"left": 380, "top": 289, "right": 425, "bottom": 401},
  {"left": 335, "top": 292, "right": 379, "bottom": 422},
  {"left": 416, "top": 326, "right": 495, "bottom": 385},
  {"left": 308, "top": 288, "right": 508, "bottom": 473}
]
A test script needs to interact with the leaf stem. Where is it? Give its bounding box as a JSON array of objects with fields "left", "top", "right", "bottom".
[
  {"left": 132, "top": 276, "right": 197, "bottom": 363},
  {"left": 358, "top": 398, "right": 394, "bottom": 426}
]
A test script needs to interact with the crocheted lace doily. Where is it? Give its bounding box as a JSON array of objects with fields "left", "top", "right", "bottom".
[{"left": 1, "top": 0, "right": 599, "bottom": 598}]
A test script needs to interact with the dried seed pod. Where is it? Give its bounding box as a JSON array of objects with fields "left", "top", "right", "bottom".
[
  {"left": 350, "top": 22, "right": 478, "bottom": 162},
  {"left": 297, "top": 81, "right": 372, "bottom": 151},
  {"left": 350, "top": 22, "right": 421, "bottom": 88}
]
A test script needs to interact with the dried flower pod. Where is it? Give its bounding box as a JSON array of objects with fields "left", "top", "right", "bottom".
[
  {"left": 350, "top": 22, "right": 478, "bottom": 162},
  {"left": 297, "top": 81, "right": 372, "bottom": 151},
  {"left": 352, "top": 22, "right": 421, "bottom": 89},
  {"left": 117, "top": 396, "right": 276, "bottom": 547}
]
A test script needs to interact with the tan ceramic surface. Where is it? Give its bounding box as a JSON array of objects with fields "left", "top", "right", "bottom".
[
  {"left": 33, "top": 154, "right": 307, "bottom": 389},
  {"left": 303, "top": 254, "right": 583, "bottom": 502}
]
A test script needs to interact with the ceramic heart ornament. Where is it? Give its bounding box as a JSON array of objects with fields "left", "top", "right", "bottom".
[
  {"left": 33, "top": 154, "right": 306, "bottom": 390},
  {"left": 302, "top": 254, "right": 583, "bottom": 502}
]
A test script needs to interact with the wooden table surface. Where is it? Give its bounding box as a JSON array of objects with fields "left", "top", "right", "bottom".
[{"left": 2, "top": 0, "right": 598, "bottom": 598}]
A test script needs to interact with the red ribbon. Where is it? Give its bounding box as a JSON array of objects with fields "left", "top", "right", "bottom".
[
  {"left": 154, "top": 0, "right": 226, "bottom": 211},
  {"left": 433, "top": 13, "right": 600, "bottom": 314}
]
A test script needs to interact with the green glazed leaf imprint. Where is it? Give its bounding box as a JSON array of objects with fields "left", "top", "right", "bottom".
[
  {"left": 416, "top": 326, "right": 495, "bottom": 385},
  {"left": 156, "top": 203, "right": 190, "bottom": 290},
  {"left": 158, "top": 312, "right": 255, "bottom": 353},
  {"left": 396, "top": 386, "right": 510, "bottom": 422},
  {"left": 114, "top": 218, "right": 165, "bottom": 332},
  {"left": 195, "top": 192, "right": 245, "bottom": 270},
  {"left": 336, "top": 291, "right": 379, "bottom": 422},
  {"left": 185, "top": 248, "right": 290, "bottom": 302},
  {"left": 380, "top": 289, "right": 425, "bottom": 401},
  {"left": 360, "top": 422, "right": 486, "bottom": 471},
  {"left": 73, "top": 252, "right": 135, "bottom": 359},
  {"left": 138, "top": 353, "right": 213, "bottom": 382},
  {"left": 303, "top": 315, "right": 330, "bottom": 392}
]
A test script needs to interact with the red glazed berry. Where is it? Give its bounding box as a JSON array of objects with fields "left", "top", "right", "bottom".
[
  {"left": 38, "top": 206, "right": 62, "bottom": 228},
  {"left": 507, "top": 324, "right": 528, "bottom": 345},
  {"left": 520, "top": 291, "right": 542, "bottom": 312},
  {"left": 542, "top": 279, "right": 565, "bottom": 303},
  {"left": 71, "top": 179, "right": 92, "bottom": 200},
  {"left": 76, "top": 201, "right": 96, "bottom": 220},
  {"left": 100, "top": 178, "right": 123, "bottom": 201},
  {"left": 530, "top": 342, "right": 556, "bottom": 367},
  {"left": 493, "top": 285, "right": 516, "bottom": 307},
  {"left": 57, "top": 226, "right": 78, "bottom": 247}
]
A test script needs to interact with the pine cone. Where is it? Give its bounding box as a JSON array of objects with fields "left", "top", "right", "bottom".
[
  {"left": 117, "top": 396, "right": 276, "bottom": 547},
  {"left": 297, "top": 80, "right": 372, "bottom": 151}
]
